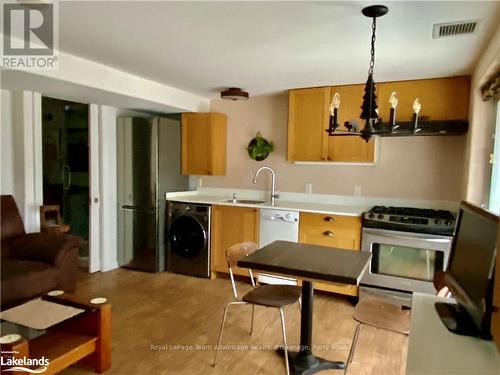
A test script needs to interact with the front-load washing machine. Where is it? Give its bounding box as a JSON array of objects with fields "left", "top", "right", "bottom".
[{"left": 166, "top": 201, "right": 211, "bottom": 278}]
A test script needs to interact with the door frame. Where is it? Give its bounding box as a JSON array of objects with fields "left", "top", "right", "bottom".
[
  {"left": 88, "top": 104, "right": 101, "bottom": 272},
  {"left": 35, "top": 95, "right": 101, "bottom": 272}
]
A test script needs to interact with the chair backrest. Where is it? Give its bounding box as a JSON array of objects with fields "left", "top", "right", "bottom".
[
  {"left": 40, "top": 205, "right": 62, "bottom": 230},
  {"left": 225, "top": 242, "right": 258, "bottom": 299},
  {"left": 1, "top": 195, "right": 26, "bottom": 244}
]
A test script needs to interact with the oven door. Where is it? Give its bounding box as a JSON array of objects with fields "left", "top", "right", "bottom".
[{"left": 361, "top": 227, "right": 453, "bottom": 294}]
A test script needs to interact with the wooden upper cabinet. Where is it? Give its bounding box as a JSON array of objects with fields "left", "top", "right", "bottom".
[
  {"left": 211, "top": 205, "right": 259, "bottom": 276},
  {"left": 327, "top": 85, "right": 375, "bottom": 163},
  {"left": 181, "top": 112, "right": 227, "bottom": 175},
  {"left": 287, "top": 76, "right": 470, "bottom": 163},
  {"left": 287, "top": 86, "right": 375, "bottom": 163},
  {"left": 376, "top": 76, "right": 470, "bottom": 122},
  {"left": 287, "top": 87, "right": 329, "bottom": 161}
]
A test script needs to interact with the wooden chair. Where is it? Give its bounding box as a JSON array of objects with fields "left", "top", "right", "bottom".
[
  {"left": 345, "top": 272, "right": 451, "bottom": 372},
  {"left": 40, "top": 205, "right": 71, "bottom": 234},
  {"left": 212, "top": 242, "right": 302, "bottom": 375}
]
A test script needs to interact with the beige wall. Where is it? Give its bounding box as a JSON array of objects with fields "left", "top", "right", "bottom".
[
  {"left": 464, "top": 22, "right": 500, "bottom": 207},
  {"left": 204, "top": 93, "right": 466, "bottom": 201}
]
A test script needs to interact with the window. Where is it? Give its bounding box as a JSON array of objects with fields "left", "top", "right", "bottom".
[{"left": 489, "top": 100, "right": 500, "bottom": 214}]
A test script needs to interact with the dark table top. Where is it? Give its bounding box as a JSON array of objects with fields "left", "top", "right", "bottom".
[{"left": 237, "top": 240, "right": 371, "bottom": 285}]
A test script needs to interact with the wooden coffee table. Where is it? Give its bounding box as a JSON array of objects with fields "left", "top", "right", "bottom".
[{"left": 0, "top": 293, "right": 111, "bottom": 374}]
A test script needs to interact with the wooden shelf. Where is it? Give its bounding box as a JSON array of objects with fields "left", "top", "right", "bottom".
[
  {"left": 326, "top": 120, "right": 468, "bottom": 137},
  {"left": 29, "top": 330, "right": 97, "bottom": 374},
  {"left": 374, "top": 120, "right": 468, "bottom": 137}
]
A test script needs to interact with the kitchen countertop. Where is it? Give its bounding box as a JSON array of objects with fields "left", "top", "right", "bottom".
[
  {"left": 166, "top": 192, "right": 368, "bottom": 216},
  {"left": 165, "top": 188, "right": 458, "bottom": 217}
]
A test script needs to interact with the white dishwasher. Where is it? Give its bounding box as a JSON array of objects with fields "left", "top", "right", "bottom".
[{"left": 258, "top": 209, "right": 299, "bottom": 285}]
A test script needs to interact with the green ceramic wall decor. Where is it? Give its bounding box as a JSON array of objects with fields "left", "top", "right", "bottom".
[{"left": 247, "top": 132, "right": 274, "bottom": 161}]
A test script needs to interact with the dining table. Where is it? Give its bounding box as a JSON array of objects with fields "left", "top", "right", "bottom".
[{"left": 237, "top": 240, "right": 371, "bottom": 375}]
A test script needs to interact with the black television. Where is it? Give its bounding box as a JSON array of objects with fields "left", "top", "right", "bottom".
[{"left": 435, "top": 201, "right": 498, "bottom": 338}]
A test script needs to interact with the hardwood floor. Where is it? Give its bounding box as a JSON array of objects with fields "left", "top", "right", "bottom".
[{"left": 63, "top": 269, "right": 407, "bottom": 375}]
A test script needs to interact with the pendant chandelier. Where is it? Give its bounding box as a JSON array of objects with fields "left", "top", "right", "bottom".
[
  {"left": 359, "top": 5, "right": 388, "bottom": 142},
  {"left": 360, "top": 5, "right": 389, "bottom": 142},
  {"left": 325, "top": 5, "right": 388, "bottom": 142}
]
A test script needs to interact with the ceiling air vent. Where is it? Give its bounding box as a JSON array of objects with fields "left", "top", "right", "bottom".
[{"left": 432, "top": 20, "right": 479, "bottom": 39}]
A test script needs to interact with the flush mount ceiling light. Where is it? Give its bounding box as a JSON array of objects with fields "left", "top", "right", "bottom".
[{"left": 220, "top": 87, "right": 249, "bottom": 101}]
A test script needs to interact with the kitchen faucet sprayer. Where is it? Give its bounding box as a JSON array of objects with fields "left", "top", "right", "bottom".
[{"left": 252, "top": 166, "right": 279, "bottom": 206}]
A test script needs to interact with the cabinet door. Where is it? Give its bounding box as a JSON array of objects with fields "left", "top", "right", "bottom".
[
  {"left": 287, "top": 87, "right": 330, "bottom": 161},
  {"left": 376, "top": 76, "right": 470, "bottom": 122},
  {"left": 182, "top": 113, "right": 211, "bottom": 175},
  {"left": 299, "top": 212, "right": 362, "bottom": 296},
  {"left": 181, "top": 113, "right": 227, "bottom": 175},
  {"left": 211, "top": 205, "right": 259, "bottom": 276},
  {"left": 327, "top": 85, "right": 375, "bottom": 162}
]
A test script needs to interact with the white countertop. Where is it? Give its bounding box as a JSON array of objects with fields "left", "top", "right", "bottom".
[
  {"left": 165, "top": 188, "right": 459, "bottom": 217},
  {"left": 407, "top": 293, "right": 500, "bottom": 375}
]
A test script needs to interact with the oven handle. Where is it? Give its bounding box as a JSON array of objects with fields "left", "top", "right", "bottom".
[{"left": 369, "top": 231, "right": 452, "bottom": 243}]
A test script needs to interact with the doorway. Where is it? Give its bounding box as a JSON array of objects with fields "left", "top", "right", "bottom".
[{"left": 41, "top": 97, "right": 90, "bottom": 257}]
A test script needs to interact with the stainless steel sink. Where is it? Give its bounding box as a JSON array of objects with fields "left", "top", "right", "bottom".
[{"left": 223, "top": 199, "right": 267, "bottom": 204}]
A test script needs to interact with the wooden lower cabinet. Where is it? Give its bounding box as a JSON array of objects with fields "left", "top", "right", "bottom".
[
  {"left": 299, "top": 212, "right": 362, "bottom": 296},
  {"left": 211, "top": 205, "right": 259, "bottom": 277}
]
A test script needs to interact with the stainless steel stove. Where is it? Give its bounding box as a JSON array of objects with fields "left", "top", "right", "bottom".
[
  {"left": 360, "top": 206, "right": 456, "bottom": 300},
  {"left": 363, "top": 206, "right": 455, "bottom": 236}
]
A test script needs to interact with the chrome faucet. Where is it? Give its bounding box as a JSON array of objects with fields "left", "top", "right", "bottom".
[{"left": 253, "top": 166, "right": 279, "bottom": 206}]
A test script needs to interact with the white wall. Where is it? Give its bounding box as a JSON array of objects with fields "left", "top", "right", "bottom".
[
  {"left": 1, "top": 90, "right": 15, "bottom": 195},
  {"left": 464, "top": 22, "right": 500, "bottom": 206},
  {"left": 205, "top": 94, "right": 466, "bottom": 201},
  {"left": 1, "top": 89, "right": 42, "bottom": 232}
]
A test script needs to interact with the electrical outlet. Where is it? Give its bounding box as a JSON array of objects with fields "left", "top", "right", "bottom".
[
  {"left": 354, "top": 185, "right": 362, "bottom": 196},
  {"left": 305, "top": 183, "right": 312, "bottom": 194}
]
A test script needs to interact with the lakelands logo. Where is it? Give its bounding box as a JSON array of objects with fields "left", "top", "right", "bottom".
[
  {"left": 1, "top": 1, "right": 59, "bottom": 70},
  {"left": 1, "top": 353, "right": 49, "bottom": 373}
]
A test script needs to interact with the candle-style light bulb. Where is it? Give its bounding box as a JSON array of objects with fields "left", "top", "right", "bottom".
[
  {"left": 413, "top": 98, "right": 421, "bottom": 114},
  {"left": 389, "top": 91, "right": 398, "bottom": 109},
  {"left": 327, "top": 93, "right": 340, "bottom": 134},
  {"left": 389, "top": 91, "right": 398, "bottom": 130},
  {"left": 330, "top": 93, "right": 340, "bottom": 115},
  {"left": 412, "top": 98, "right": 421, "bottom": 132}
]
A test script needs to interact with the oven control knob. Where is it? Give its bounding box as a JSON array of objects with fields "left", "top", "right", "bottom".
[
  {"left": 434, "top": 219, "right": 441, "bottom": 225},
  {"left": 368, "top": 213, "right": 375, "bottom": 219},
  {"left": 377, "top": 214, "right": 384, "bottom": 220}
]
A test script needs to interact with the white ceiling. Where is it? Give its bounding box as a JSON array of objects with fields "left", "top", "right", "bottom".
[{"left": 59, "top": 1, "right": 500, "bottom": 98}]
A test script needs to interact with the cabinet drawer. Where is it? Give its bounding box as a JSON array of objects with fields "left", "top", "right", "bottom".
[
  {"left": 299, "top": 212, "right": 361, "bottom": 250},
  {"left": 299, "top": 211, "right": 362, "bottom": 297},
  {"left": 300, "top": 212, "right": 361, "bottom": 230},
  {"left": 299, "top": 226, "right": 359, "bottom": 250}
]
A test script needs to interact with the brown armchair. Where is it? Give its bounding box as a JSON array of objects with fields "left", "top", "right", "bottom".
[{"left": 1, "top": 195, "right": 83, "bottom": 309}]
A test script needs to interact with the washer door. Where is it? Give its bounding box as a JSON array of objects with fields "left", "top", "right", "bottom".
[{"left": 168, "top": 216, "right": 206, "bottom": 259}]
